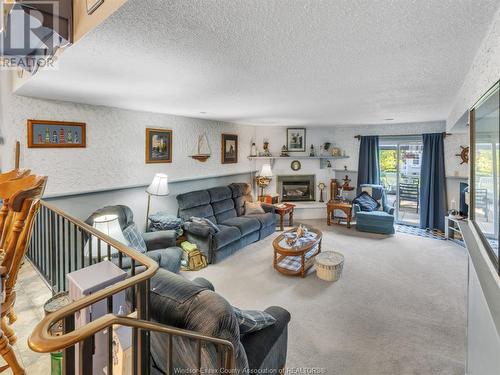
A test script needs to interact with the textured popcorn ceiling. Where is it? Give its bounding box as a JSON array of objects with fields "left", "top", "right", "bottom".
[{"left": 16, "top": 0, "right": 500, "bottom": 126}]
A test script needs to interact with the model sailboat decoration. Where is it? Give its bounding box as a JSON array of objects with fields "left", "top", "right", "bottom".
[{"left": 189, "top": 133, "right": 212, "bottom": 162}]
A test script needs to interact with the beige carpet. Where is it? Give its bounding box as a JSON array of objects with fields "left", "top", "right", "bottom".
[{"left": 189, "top": 219, "right": 467, "bottom": 375}]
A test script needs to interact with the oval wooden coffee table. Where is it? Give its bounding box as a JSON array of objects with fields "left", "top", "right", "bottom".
[{"left": 272, "top": 226, "right": 322, "bottom": 277}]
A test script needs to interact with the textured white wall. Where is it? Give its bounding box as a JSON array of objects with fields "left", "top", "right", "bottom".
[
  {"left": 448, "top": 7, "right": 500, "bottom": 129},
  {"left": 0, "top": 72, "right": 256, "bottom": 196}
]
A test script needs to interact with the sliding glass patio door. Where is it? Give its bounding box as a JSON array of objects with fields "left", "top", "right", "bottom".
[{"left": 379, "top": 137, "right": 423, "bottom": 226}]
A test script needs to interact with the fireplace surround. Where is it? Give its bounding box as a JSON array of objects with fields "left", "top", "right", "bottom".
[{"left": 277, "top": 175, "right": 315, "bottom": 202}]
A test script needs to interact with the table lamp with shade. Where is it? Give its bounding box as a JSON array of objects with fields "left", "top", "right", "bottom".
[
  {"left": 146, "top": 173, "right": 169, "bottom": 229},
  {"left": 256, "top": 163, "right": 273, "bottom": 201},
  {"left": 84, "top": 214, "right": 127, "bottom": 259}
]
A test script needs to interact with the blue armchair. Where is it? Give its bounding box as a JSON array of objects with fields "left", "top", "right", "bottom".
[{"left": 353, "top": 184, "right": 395, "bottom": 235}]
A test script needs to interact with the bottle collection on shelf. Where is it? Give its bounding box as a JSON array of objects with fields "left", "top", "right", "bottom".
[{"left": 37, "top": 128, "right": 80, "bottom": 144}]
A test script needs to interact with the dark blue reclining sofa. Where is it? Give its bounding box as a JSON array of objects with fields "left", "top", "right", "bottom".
[{"left": 176, "top": 183, "right": 276, "bottom": 263}]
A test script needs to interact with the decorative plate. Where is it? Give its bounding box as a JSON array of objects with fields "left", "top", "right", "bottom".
[{"left": 291, "top": 160, "right": 301, "bottom": 171}]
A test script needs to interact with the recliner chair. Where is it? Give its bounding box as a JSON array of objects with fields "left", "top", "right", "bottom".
[
  {"left": 85, "top": 205, "right": 183, "bottom": 273},
  {"left": 148, "top": 269, "right": 290, "bottom": 374},
  {"left": 353, "top": 184, "right": 395, "bottom": 235}
]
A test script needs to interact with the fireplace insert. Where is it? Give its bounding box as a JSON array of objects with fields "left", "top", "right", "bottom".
[{"left": 278, "top": 175, "right": 315, "bottom": 201}]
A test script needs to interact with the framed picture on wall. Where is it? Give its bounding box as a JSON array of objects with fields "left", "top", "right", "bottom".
[
  {"left": 146, "top": 128, "right": 172, "bottom": 163},
  {"left": 27, "top": 119, "right": 86, "bottom": 148},
  {"left": 221, "top": 134, "right": 238, "bottom": 164},
  {"left": 287, "top": 128, "right": 306, "bottom": 152}
]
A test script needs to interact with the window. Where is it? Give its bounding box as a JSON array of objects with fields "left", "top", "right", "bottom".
[
  {"left": 379, "top": 138, "right": 423, "bottom": 226},
  {"left": 470, "top": 80, "right": 500, "bottom": 275}
]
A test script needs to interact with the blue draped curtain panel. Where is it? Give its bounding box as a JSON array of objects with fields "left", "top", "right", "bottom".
[
  {"left": 420, "top": 133, "right": 447, "bottom": 231},
  {"left": 357, "top": 135, "right": 381, "bottom": 192}
]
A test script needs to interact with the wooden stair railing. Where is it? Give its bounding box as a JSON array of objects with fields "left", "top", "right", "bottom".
[
  {"left": 0, "top": 172, "right": 47, "bottom": 374},
  {"left": 30, "top": 316, "right": 235, "bottom": 373},
  {"left": 27, "top": 201, "right": 235, "bottom": 375}
]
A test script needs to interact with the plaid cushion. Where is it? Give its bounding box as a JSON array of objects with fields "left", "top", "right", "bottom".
[
  {"left": 276, "top": 244, "right": 319, "bottom": 272},
  {"left": 122, "top": 223, "right": 147, "bottom": 253},
  {"left": 232, "top": 306, "right": 276, "bottom": 334}
]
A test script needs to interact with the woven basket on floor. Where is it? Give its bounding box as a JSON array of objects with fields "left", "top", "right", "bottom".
[{"left": 315, "top": 251, "right": 344, "bottom": 281}]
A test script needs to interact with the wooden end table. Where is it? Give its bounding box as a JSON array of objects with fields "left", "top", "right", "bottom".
[
  {"left": 327, "top": 200, "right": 353, "bottom": 228},
  {"left": 274, "top": 203, "right": 295, "bottom": 231},
  {"left": 273, "top": 227, "right": 322, "bottom": 278}
]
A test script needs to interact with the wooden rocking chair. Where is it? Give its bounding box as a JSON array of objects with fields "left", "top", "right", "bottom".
[
  {"left": 0, "top": 170, "right": 30, "bottom": 185},
  {"left": 0, "top": 170, "right": 32, "bottom": 237},
  {"left": 0, "top": 174, "right": 47, "bottom": 374}
]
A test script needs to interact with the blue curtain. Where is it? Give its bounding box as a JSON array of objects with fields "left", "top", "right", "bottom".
[
  {"left": 420, "top": 133, "right": 446, "bottom": 231},
  {"left": 357, "top": 136, "right": 380, "bottom": 191}
]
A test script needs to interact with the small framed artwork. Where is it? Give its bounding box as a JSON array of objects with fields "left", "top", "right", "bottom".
[
  {"left": 27, "top": 119, "right": 86, "bottom": 148},
  {"left": 146, "top": 128, "right": 172, "bottom": 163},
  {"left": 221, "top": 134, "right": 238, "bottom": 164},
  {"left": 287, "top": 128, "right": 306, "bottom": 152},
  {"left": 86, "top": 0, "right": 104, "bottom": 15}
]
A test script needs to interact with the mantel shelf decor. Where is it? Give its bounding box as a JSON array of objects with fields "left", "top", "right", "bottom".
[
  {"left": 190, "top": 133, "right": 212, "bottom": 162},
  {"left": 247, "top": 155, "right": 349, "bottom": 169}
]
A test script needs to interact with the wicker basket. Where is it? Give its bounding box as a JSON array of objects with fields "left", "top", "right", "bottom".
[{"left": 315, "top": 251, "right": 344, "bottom": 281}]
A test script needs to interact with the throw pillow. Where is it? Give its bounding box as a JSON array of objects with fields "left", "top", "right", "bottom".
[
  {"left": 122, "top": 223, "right": 147, "bottom": 253},
  {"left": 202, "top": 218, "right": 220, "bottom": 233},
  {"left": 361, "top": 186, "right": 383, "bottom": 210},
  {"left": 232, "top": 306, "right": 276, "bottom": 334},
  {"left": 353, "top": 191, "right": 380, "bottom": 212},
  {"left": 244, "top": 201, "right": 265, "bottom": 215},
  {"left": 190, "top": 217, "right": 220, "bottom": 233},
  {"left": 149, "top": 213, "right": 182, "bottom": 229}
]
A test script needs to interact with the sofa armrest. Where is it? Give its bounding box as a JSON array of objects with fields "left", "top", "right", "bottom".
[
  {"left": 261, "top": 203, "right": 275, "bottom": 214},
  {"left": 241, "top": 306, "right": 291, "bottom": 371},
  {"left": 183, "top": 221, "right": 214, "bottom": 237},
  {"left": 383, "top": 204, "right": 395, "bottom": 215},
  {"left": 142, "top": 230, "right": 177, "bottom": 250},
  {"left": 191, "top": 277, "right": 215, "bottom": 291}
]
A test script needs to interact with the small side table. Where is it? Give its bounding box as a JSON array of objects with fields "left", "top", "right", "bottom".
[
  {"left": 327, "top": 200, "right": 353, "bottom": 228},
  {"left": 274, "top": 203, "right": 295, "bottom": 231}
]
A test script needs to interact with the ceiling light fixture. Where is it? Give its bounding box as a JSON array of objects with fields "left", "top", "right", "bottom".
[
  {"left": 384, "top": 118, "right": 394, "bottom": 121},
  {"left": 199, "top": 111, "right": 207, "bottom": 114}
]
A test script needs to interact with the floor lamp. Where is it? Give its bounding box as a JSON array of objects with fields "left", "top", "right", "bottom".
[{"left": 146, "top": 173, "right": 169, "bottom": 230}]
